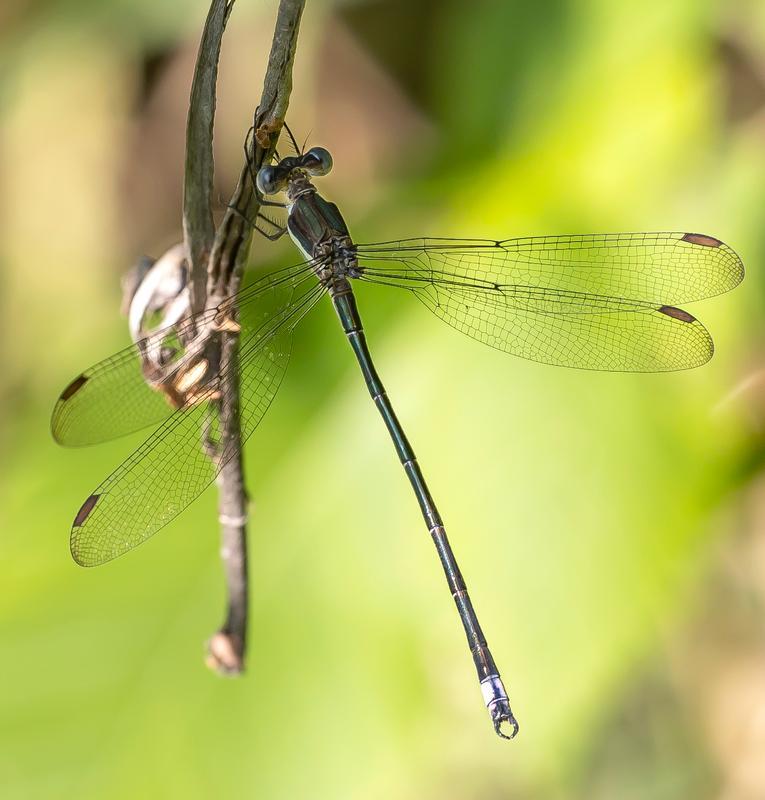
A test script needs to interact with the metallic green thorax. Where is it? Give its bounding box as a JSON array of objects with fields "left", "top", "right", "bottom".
[{"left": 287, "top": 190, "right": 350, "bottom": 260}]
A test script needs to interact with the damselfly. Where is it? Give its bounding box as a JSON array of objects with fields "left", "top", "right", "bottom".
[{"left": 52, "top": 136, "right": 744, "bottom": 739}]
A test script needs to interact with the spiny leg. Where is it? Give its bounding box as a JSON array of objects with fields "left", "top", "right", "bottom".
[
  {"left": 227, "top": 204, "right": 287, "bottom": 241},
  {"left": 282, "top": 120, "right": 302, "bottom": 155}
]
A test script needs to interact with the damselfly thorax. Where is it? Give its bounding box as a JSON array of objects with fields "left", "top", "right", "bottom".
[{"left": 279, "top": 168, "right": 361, "bottom": 296}]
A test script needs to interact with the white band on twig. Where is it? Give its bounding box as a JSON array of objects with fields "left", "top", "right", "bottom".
[{"left": 219, "top": 513, "right": 248, "bottom": 527}]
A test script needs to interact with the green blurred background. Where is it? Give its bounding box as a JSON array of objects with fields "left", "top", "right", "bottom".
[{"left": 2, "top": 0, "right": 765, "bottom": 797}]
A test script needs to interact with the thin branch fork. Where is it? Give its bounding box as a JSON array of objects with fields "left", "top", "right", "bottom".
[{"left": 179, "top": 0, "right": 305, "bottom": 674}]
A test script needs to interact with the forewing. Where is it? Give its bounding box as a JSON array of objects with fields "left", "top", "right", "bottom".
[
  {"left": 52, "top": 261, "right": 316, "bottom": 446},
  {"left": 356, "top": 232, "right": 744, "bottom": 305},
  {"left": 51, "top": 316, "right": 202, "bottom": 447}
]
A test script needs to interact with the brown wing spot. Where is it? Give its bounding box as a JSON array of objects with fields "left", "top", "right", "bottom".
[
  {"left": 60, "top": 374, "right": 89, "bottom": 401},
  {"left": 73, "top": 494, "right": 100, "bottom": 527},
  {"left": 681, "top": 233, "right": 722, "bottom": 247},
  {"left": 659, "top": 305, "right": 696, "bottom": 323}
]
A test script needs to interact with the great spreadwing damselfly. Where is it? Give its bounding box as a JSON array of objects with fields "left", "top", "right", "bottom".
[{"left": 52, "top": 132, "right": 744, "bottom": 739}]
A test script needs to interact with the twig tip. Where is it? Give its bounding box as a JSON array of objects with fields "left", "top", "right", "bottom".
[{"left": 206, "top": 631, "right": 246, "bottom": 675}]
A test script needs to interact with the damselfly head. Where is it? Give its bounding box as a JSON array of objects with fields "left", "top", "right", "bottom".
[{"left": 256, "top": 147, "right": 333, "bottom": 196}]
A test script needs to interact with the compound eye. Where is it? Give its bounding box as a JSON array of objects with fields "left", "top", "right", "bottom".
[
  {"left": 256, "top": 165, "right": 283, "bottom": 195},
  {"left": 302, "top": 147, "right": 333, "bottom": 177}
]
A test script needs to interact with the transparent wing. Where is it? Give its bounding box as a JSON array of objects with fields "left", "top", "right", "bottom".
[
  {"left": 69, "top": 278, "right": 326, "bottom": 567},
  {"left": 355, "top": 232, "right": 743, "bottom": 372},
  {"left": 355, "top": 232, "right": 743, "bottom": 304},
  {"left": 51, "top": 260, "right": 317, "bottom": 447}
]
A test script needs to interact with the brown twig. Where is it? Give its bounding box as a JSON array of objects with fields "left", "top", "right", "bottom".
[
  {"left": 182, "top": 0, "right": 305, "bottom": 675},
  {"left": 183, "top": 0, "right": 230, "bottom": 315}
]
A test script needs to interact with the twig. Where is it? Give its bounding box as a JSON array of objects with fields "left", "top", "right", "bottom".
[
  {"left": 182, "top": 0, "right": 305, "bottom": 675},
  {"left": 207, "top": 0, "right": 304, "bottom": 301},
  {"left": 183, "top": 0, "right": 229, "bottom": 315}
]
